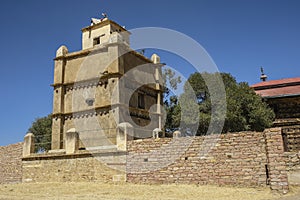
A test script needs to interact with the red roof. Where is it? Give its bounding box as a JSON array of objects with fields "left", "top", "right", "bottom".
[
  {"left": 251, "top": 77, "right": 300, "bottom": 98},
  {"left": 251, "top": 77, "right": 300, "bottom": 88}
]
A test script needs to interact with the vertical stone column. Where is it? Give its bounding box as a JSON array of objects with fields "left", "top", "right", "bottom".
[
  {"left": 23, "top": 133, "right": 35, "bottom": 157},
  {"left": 51, "top": 117, "right": 63, "bottom": 150},
  {"left": 51, "top": 45, "right": 68, "bottom": 150},
  {"left": 264, "top": 128, "right": 289, "bottom": 193},
  {"left": 65, "top": 128, "right": 79, "bottom": 154},
  {"left": 151, "top": 54, "right": 163, "bottom": 131},
  {"left": 117, "top": 123, "right": 133, "bottom": 151}
]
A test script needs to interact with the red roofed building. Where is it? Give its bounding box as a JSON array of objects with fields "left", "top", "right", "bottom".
[
  {"left": 251, "top": 77, "right": 300, "bottom": 152},
  {"left": 251, "top": 77, "right": 300, "bottom": 99},
  {"left": 251, "top": 77, "right": 300, "bottom": 125}
]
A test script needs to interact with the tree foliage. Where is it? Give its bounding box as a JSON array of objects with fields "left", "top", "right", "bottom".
[
  {"left": 28, "top": 114, "right": 52, "bottom": 152},
  {"left": 165, "top": 72, "right": 275, "bottom": 135},
  {"left": 162, "top": 68, "right": 182, "bottom": 135}
]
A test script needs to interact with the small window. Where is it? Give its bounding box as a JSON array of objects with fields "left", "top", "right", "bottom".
[
  {"left": 93, "top": 34, "right": 105, "bottom": 46},
  {"left": 93, "top": 37, "right": 100, "bottom": 46},
  {"left": 138, "top": 93, "right": 145, "bottom": 109}
]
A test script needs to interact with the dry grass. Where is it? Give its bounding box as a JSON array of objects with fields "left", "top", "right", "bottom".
[{"left": 0, "top": 182, "right": 299, "bottom": 200}]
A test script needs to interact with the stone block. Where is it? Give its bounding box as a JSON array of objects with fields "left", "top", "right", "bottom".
[
  {"left": 56, "top": 45, "right": 68, "bottom": 57},
  {"left": 173, "top": 130, "right": 181, "bottom": 138},
  {"left": 65, "top": 128, "right": 79, "bottom": 154},
  {"left": 23, "top": 133, "right": 35, "bottom": 157},
  {"left": 117, "top": 122, "right": 133, "bottom": 151}
]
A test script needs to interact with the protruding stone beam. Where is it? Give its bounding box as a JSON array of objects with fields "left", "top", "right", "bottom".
[
  {"left": 117, "top": 122, "right": 134, "bottom": 151},
  {"left": 23, "top": 133, "right": 35, "bottom": 157},
  {"left": 65, "top": 128, "right": 79, "bottom": 154}
]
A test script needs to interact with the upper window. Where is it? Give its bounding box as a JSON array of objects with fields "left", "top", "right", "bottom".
[
  {"left": 93, "top": 34, "right": 105, "bottom": 46},
  {"left": 93, "top": 37, "right": 100, "bottom": 46}
]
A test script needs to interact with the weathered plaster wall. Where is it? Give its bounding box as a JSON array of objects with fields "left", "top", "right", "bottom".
[
  {"left": 0, "top": 142, "right": 23, "bottom": 184},
  {"left": 51, "top": 42, "right": 160, "bottom": 150}
]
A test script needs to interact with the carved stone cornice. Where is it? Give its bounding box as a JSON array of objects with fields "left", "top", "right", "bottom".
[
  {"left": 52, "top": 105, "right": 111, "bottom": 120},
  {"left": 52, "top": 73, "right": 121, "bottom": 91}
]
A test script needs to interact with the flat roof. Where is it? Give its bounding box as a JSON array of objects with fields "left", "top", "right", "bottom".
[{"left": 81, "top": 19, "right": 129, "bottom": 33}]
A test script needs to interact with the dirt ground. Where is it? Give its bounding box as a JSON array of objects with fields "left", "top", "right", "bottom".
[{"left": 0, "top": 182, "right": 299, "bottom": 200}]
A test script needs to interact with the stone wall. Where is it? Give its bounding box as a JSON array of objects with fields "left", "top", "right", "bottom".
[
  {"left": 264, "top": 128, "right": 289, "bottom": 191},
  {"left": 281, "top": 125, "right": 300, "bottom": 152},
  {"left": 22, "top": 150, "right": 126, "bottom": 183},
  {"left": 0, "top": 142, "right": 23, "bottom": 184},
  {"left": 286, "top": 152, "right": 300, "bottom": 172},
  {"left": 20, "top": 128, "right": 290, "bottom": 193},
  {"left": 285, "top": 151, "right": 300, "bottom": 185},
  {"left": 127, "top": 129, "right": 289, "bottom": 193}
]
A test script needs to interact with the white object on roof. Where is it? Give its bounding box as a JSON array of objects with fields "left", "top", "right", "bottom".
[{"left": 91, "top": 18, "right": 101, "bottom": 25}]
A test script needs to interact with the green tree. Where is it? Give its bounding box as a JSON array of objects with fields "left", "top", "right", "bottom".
[
  {"left": 162, "top": 68, "right": 182, "bottom": 136},
  {"left": 176, "top": 72, "right": 275, "bottom": 135},
  {"left": 28, "top": 114, "right": 52, "bottom": 152}
]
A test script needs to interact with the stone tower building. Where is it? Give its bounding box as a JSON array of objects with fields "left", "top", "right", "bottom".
[{"left": 51, "top": 17, "right": 163, "bottom": 150}]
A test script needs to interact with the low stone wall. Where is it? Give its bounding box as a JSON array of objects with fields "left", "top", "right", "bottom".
[
  {"left": 286, "top": 152, "right": 300, "bottom": 172},
  {"left": 285, "top": 152, "right": 300, "bottom": 185},
  {"left": 127, "top": 128, "right": 289, "bottom": 193},
  {"left": 0, "top": 142, "right": 23, "bottom": 184},
  {"left": 20, "top": 128, "right": 289, "bottom": 193},
  {"left": 264, "top": 128, "right": 289, "bottom": 191},
  {"left": 22, "top": 150, "right": 126, "bottom": 183}
]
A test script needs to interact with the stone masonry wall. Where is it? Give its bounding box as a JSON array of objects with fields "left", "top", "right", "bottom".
[
  {"left": 280, "top": 126, "right": 300, "bottom": 186},
  {"left": 285, "top": 152, "right": 300, "bottom": 172},
  {"left": 22, "top": 150, "right": 126, "bottom": 183},
  {"left": 281, "top": 125, "right": 300, "bottom": 152},
  {"left": 264, "top": 128, "right": 289, "bottom": 192},
  {"left": 285, "top": 152, "right": 300, "bottom": 185},
  {"left": 0, "top": 142, "right": 23, "bottom": 184},
  {"left": 127, "top": 129, "right": 289, "bottom": 193},
  {"left": 20, "top": 129, "right": 289, "bottom": 193}
]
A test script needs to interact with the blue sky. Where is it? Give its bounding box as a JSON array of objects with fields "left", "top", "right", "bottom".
[{"left": 0, "top": 0, "right": 299, "bottom": 146}]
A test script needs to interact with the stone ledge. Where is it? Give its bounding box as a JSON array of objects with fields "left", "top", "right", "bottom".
[{"left": 22, "top": 149, "right": 127, "bottom": 161}]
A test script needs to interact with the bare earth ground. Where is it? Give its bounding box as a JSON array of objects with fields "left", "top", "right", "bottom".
[{"left": 0, "top": 182, "right": 299, "bottom": 200}]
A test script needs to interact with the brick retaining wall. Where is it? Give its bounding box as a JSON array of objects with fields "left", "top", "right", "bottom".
[{"left": 0, "top": 142, "right": 23, "bottom": 184}]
